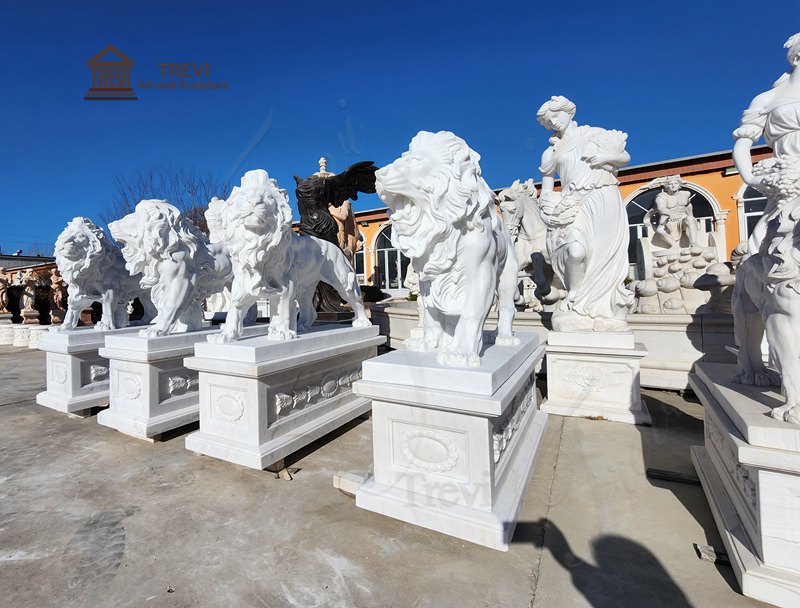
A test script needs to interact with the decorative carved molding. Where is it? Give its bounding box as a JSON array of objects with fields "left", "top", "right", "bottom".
[
  {"left": 167, "top": 374, "right": 198, "bottom": 395},
  {"left": 89, "top": 364, "right": 108, "bottom": 383},
  {"left": 273, "top": 367, "right": 362, "bottom": 416},
  {"left": 566, "top": 365, "right": 620, "bottom": 393},
  {"left": 493, "top": 377, "right": 535, "bottom": 465}
]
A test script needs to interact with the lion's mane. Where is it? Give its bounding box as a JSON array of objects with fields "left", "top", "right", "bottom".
[
  {"left": 206, "top": 170, "right": 293, "bottom": 290},
  {"left": 54, "top": 217, "right": 122, "bottom": 284},
  {"left": 381, "top": 131, "right": 500, "bottom": 311}
]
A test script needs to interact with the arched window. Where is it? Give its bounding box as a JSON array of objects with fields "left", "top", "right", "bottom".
[
  {"left": 625, "top": 186, "right": 716, "bottom": 262},
  {"left": 374, "top": 225, "right": 410, "bottom": 293},
  {"left": 739, "top": 186, "right": 767, "bottom": 239},
  {"left": 354, "top": 230, "right": 366, "bottom": 285}
]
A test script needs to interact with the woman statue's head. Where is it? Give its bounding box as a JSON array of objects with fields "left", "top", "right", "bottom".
[{"left": 537, "top": 96, "right": 577, "bottom": 132}]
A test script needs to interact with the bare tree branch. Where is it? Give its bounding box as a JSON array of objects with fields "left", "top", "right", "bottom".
[{"left": 100, "top": 166, "right": 229, "bottom": 234}]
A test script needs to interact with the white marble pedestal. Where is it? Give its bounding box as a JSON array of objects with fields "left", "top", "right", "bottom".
[
  {"left": 184, "top": 325, "right": 384, "bottom": 470},
  {"left": 97, "top": 324, "right": 270, "bottom": 440},
  {"left": 0, "top": 314, "right": 13, "bottom": 345},
  {"left": 690, "top": 363, "right": 800, "bottom": 608},
  {"left": 352, "top": 332, "right": 547, "bottom": 551},
  {"left": 27, "top": 325, "right": 49, "bottom": 349},
  {"left": 36, "top": 326, "right": 141, "bottom": 415},
  {"left": 12, "top": 324, "right": 31, "bottom": 347},
  {"left": 542, "top": 331, "right": 650, "bottom": 425}
]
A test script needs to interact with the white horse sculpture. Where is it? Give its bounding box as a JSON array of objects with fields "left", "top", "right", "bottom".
[{"left": 497, "top": 179, "right": 556, "bottom": 310}]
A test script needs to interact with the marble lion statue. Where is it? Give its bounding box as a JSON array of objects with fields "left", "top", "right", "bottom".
[
  {"left": 732, "top": 160, "right": 800, "bottom": 424},
  {"left": 109, "top": 200, "right": 233, "bottom": 338},
  {"left": 52, "top": 217, "right": 156, "bottom": 331},
  {"left": 376, "top": 130, "right": 520, "bottom": 367},
  {"left": 204, "top": 170, "right": 370, "bottom": 343}
]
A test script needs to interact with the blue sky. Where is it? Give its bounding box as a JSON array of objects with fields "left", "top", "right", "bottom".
[{"left": 1, "top": 0, "right": 798, "bottom": 254}]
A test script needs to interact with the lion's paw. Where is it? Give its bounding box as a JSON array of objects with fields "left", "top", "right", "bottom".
[
  {"left": 267, "top": 327, "right": 297, "bottom": 341},
  {"left": 404, "top": 337, "right": 436, "bottom": 352},
  {"left": 786, "top": 407, "right": 800, "bottom": 426},
  {"left": 50, "top": 324, "right": 68, "bottom": 333},
  {"left": 436, "top": 350, "right": 481, "bottom": 368},
  {"left": 95, "top": 320, "right": 114, "bottom": 331},
  {"left": 494, "top": 334, "right": 521, "bottom": 347},
  {"left": 733, "top": 370, "right": 755, "bottom": 385},
  {"left": 207, "top": 332, "right": 237, "bottom": 344},
  {"left": 138, "top": 327, "right": 167, "bottom": 338},
  {"left": 754, "top": 370, "right": 781, "bottom": 387},
  {"left": 771, "top": 403, "right": 794, "bottom": 422},
  {"left": 352, "top": 318, "right": 372, "bottom": 329}
]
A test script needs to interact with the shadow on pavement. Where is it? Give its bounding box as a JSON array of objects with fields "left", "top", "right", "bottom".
[{"left": 514, "top": 518, "right": 693, "bottom": 608}]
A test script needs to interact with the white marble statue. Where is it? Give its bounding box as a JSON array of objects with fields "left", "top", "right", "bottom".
[
  {"left": 376, "top": 130, "right": 520, "bottom": 367},
  {"left": 108, "top": 200, "right": 232, "bottom": 337},
  {"left": 536, "top": 96, "right": 633, "bottom": 332},
  {"left": 644, "top": 175, "right": 700, "bottom": 249},
  {"left": 204, "top": 170, "right": 370, "bottom": 343},
  {"left": 53, "top": 217, "right": 157, "bottom": 331},
  {"left": 731, "top": 32, "right": 800, "bottom": 424},
  {"left": 497, "top": 178, "right": 556, "bottom": 311}
]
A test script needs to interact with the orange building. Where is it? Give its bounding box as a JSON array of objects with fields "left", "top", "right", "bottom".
[{"left": 339, "top": 145, "right": 771, "bottom": 297}]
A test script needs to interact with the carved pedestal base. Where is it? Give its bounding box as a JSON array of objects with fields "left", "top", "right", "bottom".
[
  {"left": 690, "top": 363, "right": 800, "bottom": 608},
  {"left": 97, "top": 324, "right": 269, "bottom": 440},
  {"left": 184, "top": 325, "right": 384, "bottom": 470},
  {"left": 26, "top": 325, "right": 49, "bottom": 350},
  {"left": 352, "top": 332, "right": 546, "bottom": 551},
  {"left": 0, "top": 314, "right": 14, "bottom": 345},
  {"left": 542, "top": 331, "right": 650, "bottom": 425},
  {"left": 36, "top": 326, "right": 141, "bottom": 416},
  {"left": 12, "top": 324, "right": 31, "bottom": 347}
]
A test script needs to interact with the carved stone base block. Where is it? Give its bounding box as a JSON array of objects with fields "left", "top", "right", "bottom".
[
  {"left": 36, "top": 326, "right": 141, "bottom": 415},
  {"left": 352, "top": 332, "right": 547, "bottom": 551},
  {"left": 27, "top": 325, "right": 49, "bottom": 349},
  {"left": 12, "top": 324, "right": 31, "bottom": 347},
  {"left": 184, "top": 325, "right": 384, "bottom": 470},
  {"left": 0, "top": 314, "right": 14, "bottom": 345},
  {"left": 542, "top": 331, "right": 650, "bottom": 425},
  {"left": 690, "top": 363, "right": 800, "bottom": 608},
  {"left": 97, "top": 324, "right": 270, "bottom": 440}
]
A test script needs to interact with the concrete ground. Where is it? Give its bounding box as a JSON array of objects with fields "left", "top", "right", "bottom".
[{"left": 0, "top": 345, "right": 771, "bottom": 608}]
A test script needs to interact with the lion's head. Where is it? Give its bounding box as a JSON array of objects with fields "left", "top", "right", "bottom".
[
  {"left": 375, "top": 131, "right": 496, "bottom": 280},
  {"left": 206, "top": 170, "right": 293, "bottom": 270},
  {"left": 109, "top": 200, "right": 207, "bottom": 284},
  {"left": 54, "top": 217, "right": 112, "bottom": 283}
]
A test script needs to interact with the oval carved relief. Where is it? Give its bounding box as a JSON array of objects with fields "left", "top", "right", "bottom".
[
  {"left": 53, "top": 362, "right": 67, "bottom": 384},
  {"left": 215, "top": 392, "right": 244, "bottom": 422},
  {"left": 400, "top": 428, "right": 459, "bottom": 473},
  {"left": 120, "top": 374, "right": 141, "bottom": 399}
]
